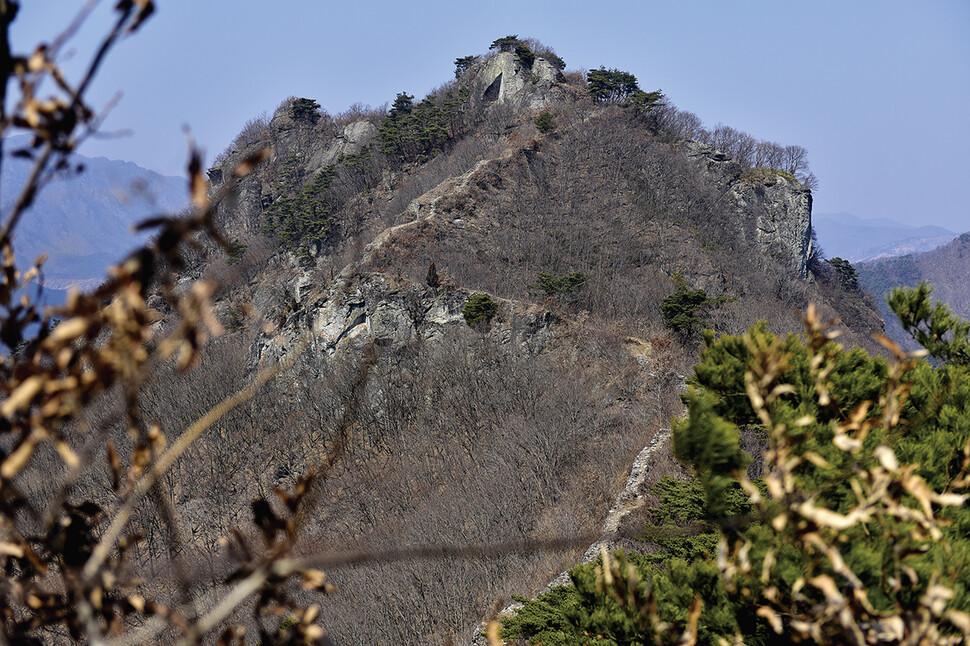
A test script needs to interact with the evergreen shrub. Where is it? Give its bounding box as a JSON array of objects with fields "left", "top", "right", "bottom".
[{"left": 462, "top": 294, "right": 498, "bottom": 327}]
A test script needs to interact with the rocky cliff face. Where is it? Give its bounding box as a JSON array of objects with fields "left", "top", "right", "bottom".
[
  {"left": 683, "top": 140, "right": 813, "bottom": 277},
  {"left": 245, "top": 270, "right": 557, "bottom": 367},
  {"left": 733, "top": 173, "right": 813, "bottom": 277},
  {"left": 202, "top": 60, "right": 852, "bottom": 378},
  {"left": 207, "top": 50, "right": 818, "bottom": 302},
  {"left": 469, "top": 51, "right": 569, "bottom": 111}
]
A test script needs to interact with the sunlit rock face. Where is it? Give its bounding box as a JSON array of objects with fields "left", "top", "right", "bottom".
[
  {"left": 470, "top": 51, "right": 567, "bottom": 111},
  {"left": 684, "top": 140, "right": 813, "bottom": 277}
]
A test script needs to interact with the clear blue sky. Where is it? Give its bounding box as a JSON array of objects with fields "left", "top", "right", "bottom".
[{"left": 11, "top": 0, "right": 970, "bottom": 232}]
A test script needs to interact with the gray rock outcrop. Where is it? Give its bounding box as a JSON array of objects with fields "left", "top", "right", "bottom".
[
  {"left": 732, "top": 171, "right": 813, "bottom": 277},
  {"left": 684, "top": 140, "right": 813, "bottom": 277},
  {"left": 469, "top": 51, "right": 567, "bottom": 111},
  {"left": 249, "top": 271, "right": 558, "bottom": 367}
]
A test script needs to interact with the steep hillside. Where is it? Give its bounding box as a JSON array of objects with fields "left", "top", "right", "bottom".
[
  {"left": 203, "top": 51, "right": 880, "bottom": 351},
  {"left": 858, "top": 231, "right": 970, "bottom": 349},
  {"left": 44, "top": 42, "right": 885, "bottom": 644}
]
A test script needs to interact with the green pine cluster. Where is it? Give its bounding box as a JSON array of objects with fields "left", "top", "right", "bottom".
[
  {"left": 660, "top": 274, "right": 732, "bottom": 338},
  {"left": 489, "top": 35, "right": 520, "bottom": 52},
  {"left": 823, "top": 256, "right": 860, "bottom": 290},
  {"left": 377, "top": 88, "right": 470, "bottom": 164},
  {"left": 890, "top": 281, "right": 970, "bottom": 364},
  {"left": 462, "top": 294, "right": 498, "bottom": 328},
  {"left": 339, "top": 143, "right": 374, "bottom": 174},
  {"left": 501, "top": 478, "right": 765, "bottom": 646},
  {"left": 515, "top": 42, "right": 536, "bottom": 67},
  {"left": 534, "top": 111, "right": 556, "bottom": 134},
  {"left": 527, "top": 271, "right": 587, "bottom": 300},
  {"left": 454, "top": 55, "right": 479, "bottom": 79},
  {"left": 587, "top": 68, "right": 664, "bottom": 112},
  {"left": 587, "top": 68, "right": 639, "bottom": 102},
  {"left": 488, "top": 35, "right": 564, "bottom": 70},
  {"left": 503, "top": 284, "right": 970, "bottom": 645},
  {"left": 290, "top": 97, "right": 321, "bottom": 125},
  {"left": 263, "top": 164, "right": 337, "bottom": 256}
]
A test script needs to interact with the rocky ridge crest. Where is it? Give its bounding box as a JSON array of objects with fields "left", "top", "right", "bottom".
[
  {"left": 155, "top": 38, "right": 886, "bottom": 645},
  {"left": 207, "top": 46, "right": 825, "bottom": 368}
]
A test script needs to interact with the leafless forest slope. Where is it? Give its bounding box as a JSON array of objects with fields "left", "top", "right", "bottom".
[{"left": 17, "top": 42, "right": 888, "bottom": 645}]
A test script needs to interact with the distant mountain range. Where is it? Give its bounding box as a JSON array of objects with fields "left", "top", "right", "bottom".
[
  {"left": 813, "top": 212, "right": 957, "bottom": 262},
  {"left": 2, "top": 137, "right": 187, "bottom": 296}
]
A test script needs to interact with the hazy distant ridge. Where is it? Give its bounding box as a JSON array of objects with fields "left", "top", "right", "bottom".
[
  {"left": 2, "top": 140, "right": 186, "bottom": 283},
  {"left": 814, "top": 212, "right": 956, "bottom": 262}
]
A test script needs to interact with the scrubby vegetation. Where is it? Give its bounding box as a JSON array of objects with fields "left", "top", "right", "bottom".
[
  {"left": 264, "top": 164, "right": 337, "bottom": 256},
  {"left": 190, "top": 30, "right": 883, "bottom": 643},
  {"left": 462, "top": 293, "right": 498, "bottom": 326},
  {"left": 0, "top": 12, "right": 909, "bottom": 645},
  {"left": 504, "top": 289, "right": 970, "bottom": 645},
  {"left": 739, "top": 166, "right": 798, "bottom": 184}
]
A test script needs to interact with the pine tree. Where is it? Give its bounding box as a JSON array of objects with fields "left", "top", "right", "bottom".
[
  {"left": 625, "top": 88, "right": 665, "bottom": 113},
  {"left": 504, "top": 287, "right": 970, "bottom": 645},
  {"left": 462, "top": 294, "right": 498, "bottom": 327},
  {"left": 425, "top": 262, "right": 439, "bottom": 288},
  {"left": 527, "top": 271, "right": 587, "bottom": 300},
  {"left": 515, "top": 43, "right": 535, "bottom": 66},
  {"left": 390, "top": 92, "right": 414, "bottom": 115},
  {"left": 377, "top": 89, "right": 468, "bottom": 163},
  {"left": 586, "top": 67, "right": 640, "bottom": 103},
  {"left": 453, "top": 55, "right": 478, "bottom": 79},
  {"left": 489, "top": 34, "right": 520, "bottom": 52},
  {"left": 660, "top": 274, "right": 731, "bottom": 338},
  {"left": 534, "top": 111, "right": 556, "bottom": 134},
  {"left": 290, "top": 97, "right": 321, "bottom": 124},
  {"left": 825, "top": 256, "right": 860, "bottom": 290},
  {"left": 264, "top": 165, "right": 337, "bottom": 255},
  {"left": 888, "top": 281, "right": 970, "bottom": 364}
]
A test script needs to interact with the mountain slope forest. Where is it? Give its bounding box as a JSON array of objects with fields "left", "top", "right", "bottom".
[
  {"left": 182, "top": 38, "right": 884, "bottom": 642},
  {"left": 2, "top": 17, "right": 919, "bottom": 645},
  {"left": 857, "top": 232, "right": 970, "bottom": 352}
]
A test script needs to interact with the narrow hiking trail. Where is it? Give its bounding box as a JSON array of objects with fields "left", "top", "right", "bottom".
[{"left": 469, "top": 426, "right": 674, "bottom": 645}]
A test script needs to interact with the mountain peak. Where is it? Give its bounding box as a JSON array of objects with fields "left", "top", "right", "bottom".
[{"left": 465, "top": 50, "right": 569, "bottom": 110}]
